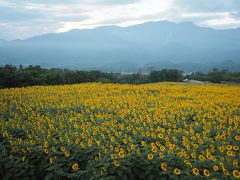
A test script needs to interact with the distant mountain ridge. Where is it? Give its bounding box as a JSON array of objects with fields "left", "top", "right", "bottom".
[{"left": 0, "top": 21, "right": 240, "bottom": 72}]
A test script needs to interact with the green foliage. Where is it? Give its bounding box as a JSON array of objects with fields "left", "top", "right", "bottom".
[
  {"left": 185, "top": 69, "right": 240, "bottom": 83},
  {"left": 0, "top": 65, "right": 150, "bottom": 88},
  {"left": 1, "top": 65, "right": 239, "bottom": 89},
  {"left": 149, "top": 69, "right": 184, "bottom": 82},
  {"left": 0, "top": 65, "right": 116, "bottom": 88}
]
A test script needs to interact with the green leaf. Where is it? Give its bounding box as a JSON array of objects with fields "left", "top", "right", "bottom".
[
  {"left": 78, "top": 169, "right": 88, "bottom": 176},
  {"left": 67, "top": 173, "right": 78, "bottom": 178},
  {"left": 44, "top": 173, "right": 54, "bottom": 180},
  {"left": 56, "top": 168, "right": 66, "bottom": 176}
]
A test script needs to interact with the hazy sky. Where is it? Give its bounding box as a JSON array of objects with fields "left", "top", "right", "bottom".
[{"left": 0, "top": 0, "right": 240, "bottom": 40}]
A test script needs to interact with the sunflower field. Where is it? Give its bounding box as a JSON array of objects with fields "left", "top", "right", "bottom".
[{"left": 0, "top": 83, "right": 239, "bottom": 179}]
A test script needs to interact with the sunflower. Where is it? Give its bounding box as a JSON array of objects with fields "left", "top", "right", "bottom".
[
  {"left": 227, "top": 151, "right": 235, "bottom": 157},
  {"left": 114, "top": 160, "right": 120, "bottom": 167},
  {"left": 160, "top": 146, "right": 165, "bottom": 151},
  {"left": 191, "top": 152, "right": 196, "bottom": 159},
  {"left": 156, "top": 141, "right": 161, "bottom": 146},
  {"left": 49, "top": 157, "right": 54, "bottom": 164},
  {"left": 157, "top": 133, "right": 164, "bottom": 139},
  {"left": 235, "top": 135, "right": 240, "bottom": 141},
  {"left": 233, "top": 170, "right": 240, "bottom": 178},
  {"left": 73, "top": 123, "right": 78, "bottom": 129},
  {"left": 218, "top": 147, "right": 224, "bottom": 153},
  {"left": 131, "top": 144, "right": 135, "bottom": 150},
  {"left": 148, "top": 154, "right": 154, "bottom": 160},
  {"left": 233, "top": 145, "right": 239, "bottom": 151},
  {"left": 193, "top": 144, "right": 198, "bottom": 149},
  {"left": 233, "top": 160, "right": 238, "bottom": 167},
  {"left": 44, "top": 149, "right": 49, "bottom": 154},
  {"left": 174, "top": 168, "right": 181, "bottom": 175},
  {"left": 192, "top": 168, "right": 199, "bottom": 175},
  {"left": 223, "top": 169, "right": 229, "bottom": 176},
  {"left": 137, "top": 149, "right": 141, "bottom": 155},
  {"left": 161, "top": 163, "right": 168, "bottom": 171},
  {"left": 219, "top": 162, "right": 224, "bottom": 168},
  {"left": 203, "top": 169, "right": 210, "bottom": 177},
  {"left": 152, "top": 147, "right": 157, "bottom": 153},
  {"left": 115, "top": 147, "right": 119, "bottom": 152},
  {"left": 206, "top": 154, "right": 211, "bottom": 160},
  {"left": 141, "top": 141, "right": 146, "bottom": 146},
  {"left": 184, "top": 160, "right": 190, "bottom": 164},
  {"left": 64, "top": 151, "right": 70, "bottom": 158},
  {"left": 226, "top": 145, "right": 232, "bottom": 150},
  {"left": 211, "top": 156, "right": 217, "bottom": 161},
  {"left": 185, "top": 160, "right": 192, "bottom": 168},
  {"left": 111, "top": 154, "right": 117, "bottom": 159},
  {"left": 213, "top": 165, "right": 219, "bottom": 171},
  {"left": 44, "top": 141, "right": 48, "bottom": 148},
  {"left": 60, "top": 146, "right": 65, "bottom": 152},
  {"left": 199, "top": 155, "right": 205, "bottom": 161},
  {"left": 30, "top": 140, "right": 36, "bottom": 145},
  {"left": 118, "top": 151, "right": 125, "bottom": 157},
  {"left": 72, "top": 163, "right": 79, "bottom": 171}
]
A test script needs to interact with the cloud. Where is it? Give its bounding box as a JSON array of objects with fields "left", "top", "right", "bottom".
[
  {"left": 94, "top": 0, "right": 139, "bottom": 5},
  {"left": 230, "top": 11, "right": 240, "bottom": 18},
  {"left": 0, "top": 6, "right": 41, "bottom": 21},
  {"left": 173, "top": 0, "right": 240, "bottom": 12},
  {"left": 201, "top": 15, "right": 240, "bottom": 29},
  {"left": 204, "top": 17, "right": 240, "bottom": 26},
  {"left": 57, "top": 0, "right": 173, "bottom": 32},
  {"left": 179, "top": 11, "right": 240, "bottom": 29},
  {"left": 0, "top": 0, "right": 240, "bottom": 40},
  {"left": 0, "top": 20, "right": 63, "bottom": 40},
  {"left": 6, "top": 0, "right": 139, "bottom": 5},
  {"left": 0, "top": 1, "right": 89, "bottom": 39}
]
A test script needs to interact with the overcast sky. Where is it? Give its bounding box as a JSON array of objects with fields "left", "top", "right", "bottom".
[{"left": 0, "top": 0, "right": 240, "bottom": 40}]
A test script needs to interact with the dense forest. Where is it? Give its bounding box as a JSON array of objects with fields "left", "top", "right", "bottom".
[{"left": 0, "top": 65, "right": 239, "bottom": 88}]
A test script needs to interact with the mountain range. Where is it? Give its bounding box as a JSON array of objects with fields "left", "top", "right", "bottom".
[{"left": 0, "top": 21, "right": 240, "bottom": 72}]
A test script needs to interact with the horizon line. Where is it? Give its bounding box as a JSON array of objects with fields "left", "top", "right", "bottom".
[{"left": 2, "top": 20, "right": 240, "bottom": 42}]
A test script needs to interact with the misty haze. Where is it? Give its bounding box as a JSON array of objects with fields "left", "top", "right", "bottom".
[{"left": 1, "top": 21, "right": 240, "bottom": 72}]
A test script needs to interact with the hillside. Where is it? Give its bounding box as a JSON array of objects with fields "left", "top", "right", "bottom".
[{"left": 0, "top": 21, "right": 240, "bottom": 72}]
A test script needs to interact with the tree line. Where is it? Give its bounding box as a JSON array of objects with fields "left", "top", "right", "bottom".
[
  {"left": 185, "top": 69, "right": 240, "bottom": 83},
  {"left": 0, "top": 65, "right": 239, "bottom": 88}
]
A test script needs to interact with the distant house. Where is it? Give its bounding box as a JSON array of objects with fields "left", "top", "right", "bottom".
[{"left": 183, "top": 79, "right": 204, "bottom": 84}]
